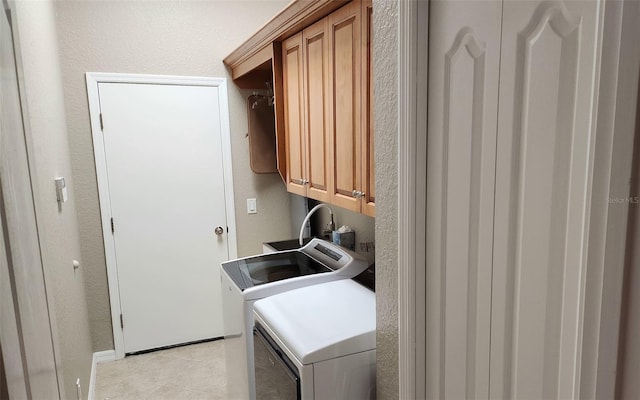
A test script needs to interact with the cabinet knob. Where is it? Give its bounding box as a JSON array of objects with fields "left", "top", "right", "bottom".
[
  {"left": 214, "top": 226, "right": 224, "bottom": 235},
  {"left": 352, "top": 190, "right": 365, "bottom": 199}
]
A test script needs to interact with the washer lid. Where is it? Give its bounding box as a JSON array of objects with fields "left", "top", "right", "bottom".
[
  {"left": 253, "top": 279, "right": 376, "bottom": 364},
  {"left": 222, "top": 250, "right": 331, "bottom": 291}
]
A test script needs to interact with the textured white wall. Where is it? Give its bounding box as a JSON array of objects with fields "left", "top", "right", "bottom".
[
  {"left": 373, "top": 0, "right": 399, "bottom": 398},
  {"left": 13, "top": 0, "right": 94, "bottom": 396},
  {"left": 54, "top": 0, "right": 292, "bottom": 351}
]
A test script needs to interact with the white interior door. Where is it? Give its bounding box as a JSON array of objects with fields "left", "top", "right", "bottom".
[{"left": 98, "top": 82, "right": 230, "bottom": 353}]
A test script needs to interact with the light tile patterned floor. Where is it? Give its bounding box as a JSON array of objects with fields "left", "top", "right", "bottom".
[{"left": 94, "top": 340, "right": 229, "bottom": 400}]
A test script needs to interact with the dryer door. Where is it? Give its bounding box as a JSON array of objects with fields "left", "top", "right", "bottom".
[{"left": 253, "top": 323, "right": 300, "bottom": 400}]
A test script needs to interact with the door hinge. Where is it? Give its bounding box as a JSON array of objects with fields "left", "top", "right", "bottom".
[
  {"left": 120, "top": 314, "right": 124, "bottom": 329},
  {"left": 99, "top": 113, "right": 104, "bottom": 131},
  {"left": 110, "top": 217, "right": 115, "bottom": 234}
]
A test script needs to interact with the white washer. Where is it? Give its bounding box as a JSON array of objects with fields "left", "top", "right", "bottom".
[
  {"left": 221, "top": 239, "right": 368, "bottom": 400},
  {"left": 252, "top": 279, "right": 376, "bottom": 400}
]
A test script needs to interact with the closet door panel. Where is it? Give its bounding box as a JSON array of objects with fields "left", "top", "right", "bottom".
[
  {"left": 490, "top": 1, "right": 602, "bottom": 399},
  {"left": 425, "top": 1, "right": 502, "bottom": 398}
]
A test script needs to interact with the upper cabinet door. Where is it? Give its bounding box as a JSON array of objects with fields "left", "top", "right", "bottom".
[
  {"left": 360, "top": 0, "right": 375, "bottom": 217},
  {"left": 282, "top": 32, "right": 307, "bottom": 197},
  {"left": 490, "top": 1, "right": 602, "bottom": 399},
  {"left": 302, "top": 18, "right": 331, "bottom": 203},
  {"left": 277, "top": 0, "right": 374, "bottom": 216},
  {"left": 425, "top": 0, "right": 503, "bottom": 398},
  {"left": 328, "top": 0, "right": 362, "bottom": 212}
]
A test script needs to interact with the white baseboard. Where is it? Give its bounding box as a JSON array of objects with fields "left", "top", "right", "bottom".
[{"left": 88, "top": 350, "right": 116, "bottom": 400}]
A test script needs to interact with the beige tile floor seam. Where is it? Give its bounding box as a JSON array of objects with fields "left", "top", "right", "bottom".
[{"left": 94, "top": 340, "right": 230, "bottom": 400}]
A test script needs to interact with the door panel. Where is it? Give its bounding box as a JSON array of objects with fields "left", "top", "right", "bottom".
[
  {"left": 426, "top": 0, "right": 502, "bottom": 398},
  {"left": 99, "top": 83, "right": 228, "bottom": 353},
  {"left": 329, "top": 1, "right": 361, "bottom": 211},
  {"left": 282, "top": 33, "right": 307, "bottom": 196},
  {"left": 490, "top": 1, "right": 601, "bottom": 398},
  {"left": 303, "top": 19, "right": 331, "bottom": 202}
]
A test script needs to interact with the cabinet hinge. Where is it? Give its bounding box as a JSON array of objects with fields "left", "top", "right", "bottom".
[
  {"left": 110, "top": 217, "right": 115, "bottom": 234},
  {"left": 120, "top": 314, "right": 124, "bottom": 329},
  {"left": 99, "top": 113, "right": 104, "bottom": 131}
]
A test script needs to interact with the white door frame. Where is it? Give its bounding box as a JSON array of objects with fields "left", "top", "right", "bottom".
[
  {"left": 397, "top": 0, "right": 640, "bottom": 398},
  {"left": 397, "top": 1, "right": 422, "bottom": 399},
  {"left": 86, "top": 73, "right": 238, "bottom": 360}
]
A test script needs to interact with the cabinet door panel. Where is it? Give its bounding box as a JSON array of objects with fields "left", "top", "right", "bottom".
[
  {"left": 304, "top": 19, "right": 331, "bottom": 202},
  {"left": 282, "top": 33, "right": 306, "bottom": 196},
  {"left": 361, "top": 0, "right": 375, "bottom": 217},
  {"left": 490, "top": 1, "right": 601, "bottom": 399},
  {"left": 329, "top": 1, "right": 361, "bottom": 211},
  {"left": 425, "top": 0, "right": 502, "bottom": 398}
]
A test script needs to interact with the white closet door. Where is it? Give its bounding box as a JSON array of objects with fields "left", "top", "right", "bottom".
[
  {"left": 425, "top": 1, "right": 502, "bottom": 398},
  {"left": 490, "top": 0, "right": 602, "bottom": 398}
]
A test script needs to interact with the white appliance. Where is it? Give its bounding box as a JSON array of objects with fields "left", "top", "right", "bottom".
[
  {"left": 221, "top": 239, "right": 368, "bottom": 400},
  {"left": 252, "top": 279, "right": 376, "bottom": 400}
]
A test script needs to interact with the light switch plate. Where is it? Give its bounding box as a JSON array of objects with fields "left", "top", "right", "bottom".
[{"left": 247, "top": 198, "right": 257, "bottom": 214}]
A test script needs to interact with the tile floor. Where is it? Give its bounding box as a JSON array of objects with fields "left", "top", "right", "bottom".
[{"left": 94, "top": 339, "right": 229, "bottom": 400}]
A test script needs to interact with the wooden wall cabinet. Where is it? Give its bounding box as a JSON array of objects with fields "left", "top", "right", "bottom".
[
  {"left": 278, "top": 0, "right": 374, "bottom": 216},
  {"left": 225, "top": 0, "right": 374, "bottom": 216},
  {"left": 327, "top": 0, "right": 362, "bottom": 212},
  {"left": 303, "top": 19, "right": 332, "bottom": 203},
  {"left": 281, "top": 33, "right": 306, "bottom": 197},
  {"left": 281, "top": 19, "right": 332, "bottom": 203}
]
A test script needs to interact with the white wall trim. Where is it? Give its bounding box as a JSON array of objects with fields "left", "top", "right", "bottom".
[
  {"left": 85, "top": 72, "right": 238, "bottom": 360},
  {"left": 87, "top": 350, "right": 116, "bottom": 400},
  {"left": 397, "top": 1, "right": 421, "bottom": 399},
  {"left": 217, "top": 79, "right": 239, "bottom": 260}
]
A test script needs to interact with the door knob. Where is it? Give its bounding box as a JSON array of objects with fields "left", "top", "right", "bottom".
[{"left": 214, "top": 226, "right": 224, "bottom": 235}]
